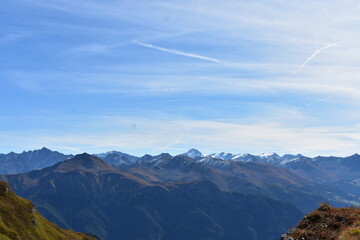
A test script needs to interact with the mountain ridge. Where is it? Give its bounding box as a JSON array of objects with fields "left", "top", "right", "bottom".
[{"left": 1, "top": 148, "right": 359, "bottom": 212}]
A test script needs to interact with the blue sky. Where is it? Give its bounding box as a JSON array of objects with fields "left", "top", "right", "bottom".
[{"left": 1, "top": 0, "right": 360, "bottom": 156}]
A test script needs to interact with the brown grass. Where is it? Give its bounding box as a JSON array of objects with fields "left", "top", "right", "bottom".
[{"left": 283, "top": 203, "right": 360, "bottom": 240}]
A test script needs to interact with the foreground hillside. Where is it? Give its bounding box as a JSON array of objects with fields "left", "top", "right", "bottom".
[
  {"left": 2, "top": 154, "right": 303, "bottom": 240},
  {"left": 281, "top": 204, "right": 360, "bottom": 240},
  {"left": 0, "top": 181, "right": 94, "bottom": 240}
]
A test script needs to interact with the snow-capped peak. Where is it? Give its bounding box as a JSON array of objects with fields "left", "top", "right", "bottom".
[
  {"left": 183, "top": 149, "right": 205, "bottom": 158},
  {"left": 259, "top": 152, "right": 280, "bottom": 158},
  {"left": 208, "top": 152, "right": 235, "bottom": 160}
]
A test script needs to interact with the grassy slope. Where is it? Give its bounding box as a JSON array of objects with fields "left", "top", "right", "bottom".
[
  {"left": 0, "top": 181, "right": 94, "bottom": 240},
  {"left": 281, "top": 203, "right": 360, "bottom": 240}
]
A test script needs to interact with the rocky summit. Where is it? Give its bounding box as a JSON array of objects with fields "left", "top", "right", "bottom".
[{"left": 281, "top": 203, "right": 360, "bottom": 240}]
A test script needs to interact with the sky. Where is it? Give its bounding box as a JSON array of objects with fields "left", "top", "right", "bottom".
[{"left": 1, "top": 0, "right": 360, "bottom": 156}]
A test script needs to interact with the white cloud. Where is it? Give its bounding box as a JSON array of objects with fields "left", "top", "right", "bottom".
[{"left": 1, "top": 116, "right": 360, "bottom": 157}]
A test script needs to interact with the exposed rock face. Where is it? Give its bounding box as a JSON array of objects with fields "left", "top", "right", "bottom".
[
  {"left": 0, "top": 181, "right": 10, "bottom": 197},
  {"left": 280, "top": 203, "right": 360, "bottom": 240},
  {"left": 280, "top": 236, "right": 294, "bottom": 240}
]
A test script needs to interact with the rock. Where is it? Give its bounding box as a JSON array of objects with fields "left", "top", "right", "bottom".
[{"left": 280, "top": 234, "right": 294, "bottom": 240}]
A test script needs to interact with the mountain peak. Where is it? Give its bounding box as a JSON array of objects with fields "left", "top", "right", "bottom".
[
  {"left": 53, "top": 153, "right": 116, "bottom": 172},
  {"left": 96, "top": 150, "right": 125, "bottom": 158},
  {"left": 259, "top": 152, "right": 280, "bottom": 158},
  {"left": 183, "top": 148, "right": 204, "bottom": 158}
]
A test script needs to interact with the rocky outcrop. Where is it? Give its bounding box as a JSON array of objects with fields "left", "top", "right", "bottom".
[{"left": 281, "top": 203, "right": 360, "bottom": 240}]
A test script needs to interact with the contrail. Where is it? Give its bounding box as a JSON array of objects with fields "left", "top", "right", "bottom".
[
  {"left": 305, "top": 94, "right": 338, "bottom": 106},
  {"left": 133, "top": 40, "right": 220, "bottom": 63},
  {"left": 301, "top": 43, "right": 336, "bottom": 68}
]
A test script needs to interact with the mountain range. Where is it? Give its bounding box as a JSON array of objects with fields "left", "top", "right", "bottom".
[
  {"left": 2, "top": 147, "right": 360, "bottom": 185},
  {"left": 1, "top": 153, "right": 303, "bottom": 240},
  {"left": 1, "top": 148, "right": 360, "bottom": 210},
  {"left": 94, "top": 149, "right": 360, "bottom": 210},
  {"left": 1, "top": 148, "right": 360, "bottom": 239}
]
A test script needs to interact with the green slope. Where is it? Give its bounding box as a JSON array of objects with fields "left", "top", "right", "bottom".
[{"left": 0, "top": 181, "right": 94, "bottom": 240}]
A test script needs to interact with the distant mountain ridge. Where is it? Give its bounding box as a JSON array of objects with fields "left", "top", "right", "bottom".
[
  {"left": 94, "top": 148, "right": 360, "bottom": 175},
  {"left": 95, "top": 148, "right": 360, "bottom": 184},
  {"left": 92, "top": 149, "right": 360, "bottom": 211},
  {"left": 0, "top": 147, "right": 72, "bottom": 174},
  {"left": 2, "top": 148, "right": 360, "bottom": 211},
  {"left": 2, "top": 147, "right": 360, "bottom": 177}
]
